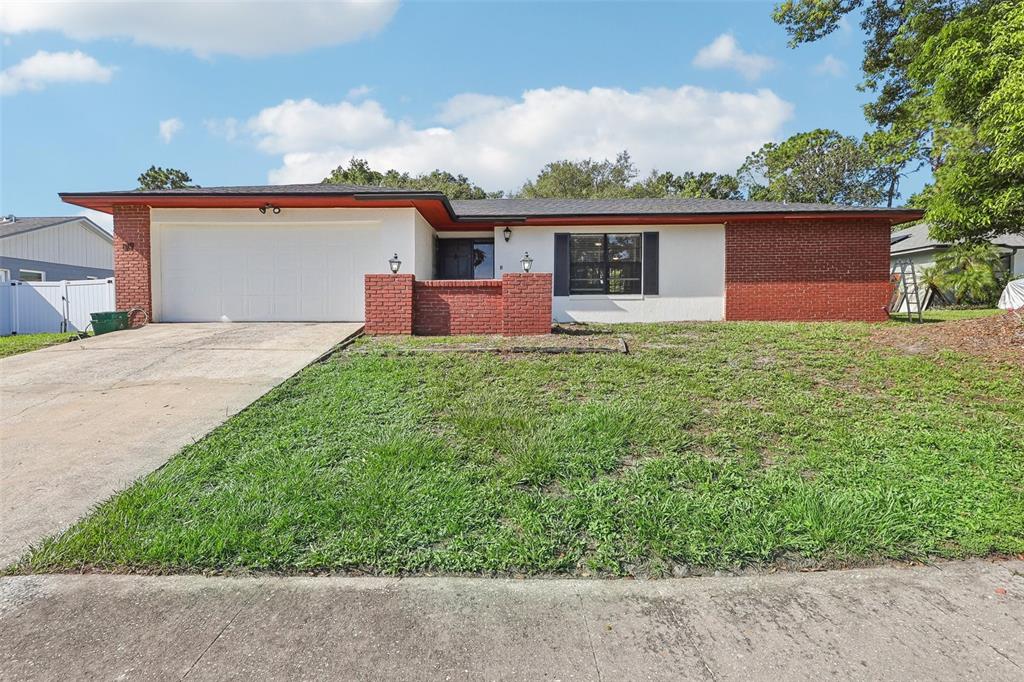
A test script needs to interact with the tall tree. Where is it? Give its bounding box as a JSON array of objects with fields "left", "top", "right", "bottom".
[
  {"left": 137, "top": 166, "right": 196, "bottom": 190},
  {"left": 517, "top": 151, "right": 642, "bottom": 199},
  {"left": 737, "top": 129, "right": 886, "bottom": 205},
  {"left": 773, "top": 0, "right": 1024, "bottom": 239},
  {"left": 642, "top": 171, "right": 743, "bottom": 200},
  {"left": 322, "top": 158, "right": 499, "bottom": 199}
]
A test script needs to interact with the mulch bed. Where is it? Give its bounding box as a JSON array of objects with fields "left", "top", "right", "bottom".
[{"left": 871, "top": 311, "right": 1024, "bottom": 363}]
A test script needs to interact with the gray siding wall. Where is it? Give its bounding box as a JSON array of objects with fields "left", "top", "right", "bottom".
[{"left": 0, "top": 256, "right": 114, "bottom": 281}]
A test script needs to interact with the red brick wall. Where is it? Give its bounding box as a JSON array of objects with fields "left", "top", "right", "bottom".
[
  {"left": 725, "top": 218, "right": 892, "bottom": 322},
  {"left": 502, "top": 273, "right": 553, "bottom": 335},
  {"left": 112, "top": 204, "right": 152, "bottom": 326},
  {"left": 364, "top": 273, "right": 552, "bottom": 336},
  {"left": 413, "top": 280, "right": 503, "bottom": 335},
  {"left": 364, "top": 274, "right": 414, "bottom": 334}
]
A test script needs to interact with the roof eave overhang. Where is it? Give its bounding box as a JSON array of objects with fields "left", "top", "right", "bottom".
[{"left": 59, "top": 192, "right": 924, "bottom": 230}]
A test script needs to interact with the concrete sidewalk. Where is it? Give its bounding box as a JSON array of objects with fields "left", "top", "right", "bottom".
[{"left": 2, "top": 559, "right": 1021, "bottom": 681}]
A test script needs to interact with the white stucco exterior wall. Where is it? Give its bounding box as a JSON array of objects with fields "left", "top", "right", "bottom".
[
  {"left": 493, "top": 224, "right": 725, "bottom": 323},
  {"left": 413, "top": 211, "right": 436, "bottom": 279}
]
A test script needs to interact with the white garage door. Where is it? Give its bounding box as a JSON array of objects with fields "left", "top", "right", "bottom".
[{"left": 158, "top": 223, "right": 377, "bottom": 322}]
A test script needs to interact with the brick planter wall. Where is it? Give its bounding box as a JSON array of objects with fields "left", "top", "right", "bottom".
[
  {"left": 364, "top": 274, "right": 414, "bottom": 334},
  {"left": 364, "top": 273, "right": 552, "bottom": 336},
  {"left": 502, "top": 273, "right": 553, "bottom": 335},
  {"left": 725, "top": 218, "right": 892, "bottom": 322},
  {"left": 112, "top": 204, "right": 152, "bottom": 326},
  {"left": 413, "top": 280, "right": 503, "bottom": 335}
]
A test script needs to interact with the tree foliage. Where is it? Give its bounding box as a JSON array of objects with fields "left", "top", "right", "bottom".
[
  {"left": 931, "top": 242, "right": 1007, "bottom": 304},
  {"left": 737, "top": 129, "right": 886, "bottom": 205},
  {"left": 773, "top": 0, "right": 1024, "bottom": 239},
  {"left": 516, "top": 152, "right": 742, "bottom": 200},
  {"left": 644, "top": 171, "right": 743, "bottom": 200},
  {"left": 137, "top": 166, "right": 196, "bottom": 190},
  {"left": 517, "top": 151, "right": 643, "bottom": 199},
  {"left": 322, "top": 158, "right": 500, "bottom": 200}
]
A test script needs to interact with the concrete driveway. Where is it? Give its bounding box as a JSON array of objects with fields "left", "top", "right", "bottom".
[{"left": 0, "top": 323, "right": 361, "bottom": 566}]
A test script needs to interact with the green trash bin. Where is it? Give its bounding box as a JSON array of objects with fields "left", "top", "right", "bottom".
[{"left": 90, "top": 311, "right": 130, "bottom": 335}]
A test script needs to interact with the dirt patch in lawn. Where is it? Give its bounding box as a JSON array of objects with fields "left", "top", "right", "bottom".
[
  {"left": 356, "top": 325, "right": 628, "bottom": 354},
  {"left": 871, "top": 311, "right": 1024, "bottom": 363}
]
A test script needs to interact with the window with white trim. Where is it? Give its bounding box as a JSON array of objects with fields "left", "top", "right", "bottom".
[{"left": 18, "top": 269, "right": 45, "bottom": 282}]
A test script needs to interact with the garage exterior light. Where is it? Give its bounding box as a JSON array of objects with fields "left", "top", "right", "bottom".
[{"left": 388, "top": 253, "right": 402, "bottom": 274}]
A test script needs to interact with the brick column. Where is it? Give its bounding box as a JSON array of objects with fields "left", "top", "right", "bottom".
[
  {"left": 501, "top": 273, "right": 552, "bottom": 336},
  {"left": 364, "top": 274, "right": 414, "bottom": 334},
  {"left": 112, "top": 204, "right": 152, "bottom": 326}
]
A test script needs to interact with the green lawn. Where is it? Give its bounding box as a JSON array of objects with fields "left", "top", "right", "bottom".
[
  {"left": 889, "top": 308, "right": 1003, "bottom": 323},
  {"left": 0, "top": 332, "right": 78, "bottom": 358},
  {"left": 16, "top": 322, "right": 1024, "bottom": 576}
]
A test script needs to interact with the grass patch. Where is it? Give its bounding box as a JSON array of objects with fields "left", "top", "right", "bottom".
[
  {"left": 889, "top": 308, "right": 1003, "bottom": 323},
  {"left": 17, "top": 322, "right": 1024, "bottom": 576},
  {"left": 0, "top": 332, "right": 79, "bottom": 358}
]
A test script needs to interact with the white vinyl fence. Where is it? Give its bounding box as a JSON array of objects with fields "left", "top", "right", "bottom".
[{"left": 0, "top": 278, "right": 115, "bottom": 336}]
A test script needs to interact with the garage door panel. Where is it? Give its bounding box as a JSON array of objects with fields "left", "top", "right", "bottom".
[{"left": 159, "top": 224, "right": 375, "bottom": 322}]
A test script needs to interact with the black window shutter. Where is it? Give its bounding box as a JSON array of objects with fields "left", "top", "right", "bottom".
[
  {"left": 553, "top": 233, "right": 570, "bottom": 296},
  {"left": 642, "top": 232, "right": 659, "bottom": 295}
]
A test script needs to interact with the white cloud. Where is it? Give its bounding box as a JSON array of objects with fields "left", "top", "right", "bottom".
[
  {"left": 159, "top": 117, "right": 184, "bottom": 143},
  {"left": 813, "top": 54, "right": 847, "bottom": 78},
  {"left": 346, "top": 84, "right": 373, "bottom": 100},
  {"left": 236, "top": 85, "right": 793, "bottom": 191},
  {"left": 205, "top": 117, "right": 240, "bottom": 141},
  {"left": 693, "top": 34, "right": 776, "bottom": 81},
  {"left": 0, "top": 1, "right": 399, "bottom": 58},
  {"left": 437, "top": 94, "right": 513, "bottom": 125},
  {"left": 77, "top": 209, "right": 113, "bottom": 233},
  {"left": 0, "top": 50, "right": 113, "bottom": 95}
]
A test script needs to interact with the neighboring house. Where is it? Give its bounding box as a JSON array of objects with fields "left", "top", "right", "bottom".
[
  {"left": 891, "top": 222, "right": 1024, "bottom": 277},
  {"left": 61, "top": 183, "right": 921, "bottom": 327},
  {"left": 0, "top": 215, "right": 114, "bottom": 282}
]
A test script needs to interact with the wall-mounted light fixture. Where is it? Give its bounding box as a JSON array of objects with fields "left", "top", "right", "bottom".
[
  {"left": 258, "top": 203, "right": 281, "bottom": 215},
  {"left": 503, "top": 226, "right": 512, "bottom": 242},
  {"left": 520, "top": 251, "right": 533, "bottom": 273},
  {"left": 388, "top": 253, "right": 402, "bottom": 274}
]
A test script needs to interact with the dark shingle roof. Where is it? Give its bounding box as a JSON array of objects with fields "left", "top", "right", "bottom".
[
  {"left": 0, "top": 216, "right": 85, "bottom": 239},
  {"left": 891, "top": 223, "right": 1024, "bottom": 254},
  {"left": 61, "top": 183, "right": 923, "bottom": 223},
  {"left": 450, "top": 197, "right": 900, "bottom": 217}
]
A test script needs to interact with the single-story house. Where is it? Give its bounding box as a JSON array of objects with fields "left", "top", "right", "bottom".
[
  {"left": 891, "top": 222, "right": 1024, "bottom": 276},
  {"left": 0, "top": 215, "right": 114, "bottom": 282},
  {"left": 60, "top": 183, "right": 921, "bottom": 331}
]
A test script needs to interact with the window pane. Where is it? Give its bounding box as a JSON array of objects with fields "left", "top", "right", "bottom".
[
  {"left": 472, "top": 241, "right": 494, "bottom": 279},
  {"left": 569, "top": 235, "right": 605, "bottom": 294},
  {"left": 18, "top": 270, "right": 43, "bottom": 282},
  {"left": 606, "top": 234, "right": 641, "bottom": 294}
]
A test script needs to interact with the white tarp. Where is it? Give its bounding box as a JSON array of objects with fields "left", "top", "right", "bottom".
[{"left": 998, "top": 279, "right": 1024, "bottom": 310}]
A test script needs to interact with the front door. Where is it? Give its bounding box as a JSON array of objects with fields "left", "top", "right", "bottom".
[{"left": 437, "top": 239, "right": 495, "bottom": 279}]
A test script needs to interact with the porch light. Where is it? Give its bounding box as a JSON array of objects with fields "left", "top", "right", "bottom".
[
  {"left": 520, "top": 251, "right": 533, "bottom": 273},
  {"left": 503, "top": 226, "right": 512, "bottom": 242},
  {"left": 258, "top": 203, "right": 281, "bottom": 215},
  {"left": 388, "top": 253, "right": 402, "bottom": 274}
]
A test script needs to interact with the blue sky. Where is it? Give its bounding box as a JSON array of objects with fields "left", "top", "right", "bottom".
[{"left": 1, "top": 1, "right": 928, "bottom": 229}]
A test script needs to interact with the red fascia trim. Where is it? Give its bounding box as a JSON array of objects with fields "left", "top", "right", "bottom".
[{"left": 60, "top": 194, "right": 922, "bottom": 229}]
